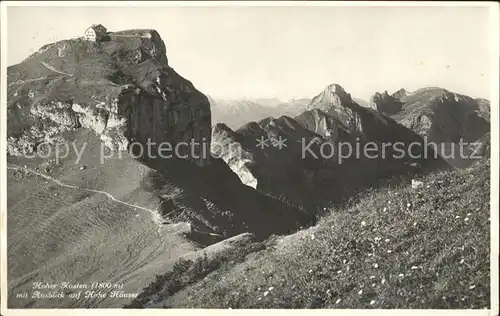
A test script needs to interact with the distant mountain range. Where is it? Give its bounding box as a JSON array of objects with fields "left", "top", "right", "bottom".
[
  {"left": 209, "top": 95, "right": 369, "bottom": 130},
  {"left": 209, "top": 96, "right": 311, "bottom": 130}
]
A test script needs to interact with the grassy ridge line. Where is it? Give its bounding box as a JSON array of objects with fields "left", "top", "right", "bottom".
[{"left": 133, "top": 159, "right": 490, "bottom": 309}]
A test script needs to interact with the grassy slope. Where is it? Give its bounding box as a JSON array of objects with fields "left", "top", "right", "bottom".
[
  {"left": 139, "top": 159, "right": 490, "bottom": 309},
  {"left": 6, "top": 129, "right": 200, "bottom": 308}
]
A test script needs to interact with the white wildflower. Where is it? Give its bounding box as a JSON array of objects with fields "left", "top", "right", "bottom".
[
  {"left": 381, "top": 279, "right": 386, "bottom": 284},
  {"left": 268, "top": 287, "right": 274, "bottom": 291},
  {"left": 399, "top": 273, "right": 404, "bottom": 278},
  {"left": 412, "top": 179, "right": 423, "bottom": 189},
  {"left": 361, "top": 221, "right": 366, "bottom": 226},
  {"left": 373, "top": 263, "right": 379, "bottom": 268},
  {"left": 370, "top": 300, "right": 376, "bottom": 305},
  {"left": 369, "top": 275, "right": 376, "bottom": 279},
  {"left": 385, "top": 239, "right": 390, "bottom": 242},
  {"left": 469, "top": 285, "right": 476, "bottom": 290},
  {"left": 383, "top": 207, "right": 387, "bottom": 212},
  {"left": 358, "top": 289, "right": 363, "bottom": 295},
  {"left": 336, "top": 298, "right": 341, "bottom": 304},
  {"left": 263, "top": 291, "right": 269, "bottom": 296},
  {"left": 460, "top": 259, "right": 465, "bottom": 264},
  {"left": 387, "top": 250, "right": 392, "bottom": 253},
  {"left": 411, "top": 266, "right": 419, "bottom": 270}
]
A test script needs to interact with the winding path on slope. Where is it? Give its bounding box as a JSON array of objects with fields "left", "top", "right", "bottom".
[
  {"left": 40, "top": 61, "right": 73, "bottom": 77},
  {"left": 7, "top": 165, "right": 225, "bottom": 237},
  {"left": 7, "top": 165, "right": 162, "bottom": 220},
  {"left": 8, "top": 77, "right": 52, "bottom": 87},
  {"left": 5, "top": 165, "right": 207, "bottom": 308}
]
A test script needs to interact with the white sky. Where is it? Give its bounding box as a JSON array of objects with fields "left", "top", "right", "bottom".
[{"left": 5, "top": 4, "right": 493, "bottom": 101}]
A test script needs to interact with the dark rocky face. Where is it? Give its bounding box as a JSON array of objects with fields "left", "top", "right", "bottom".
[{"left": 368, "top": 90, "right": 403, "bottom": 115}]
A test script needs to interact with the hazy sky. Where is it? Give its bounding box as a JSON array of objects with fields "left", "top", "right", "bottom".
[{"left": 6, "top": 4, "right": 493, "bottom": 101}]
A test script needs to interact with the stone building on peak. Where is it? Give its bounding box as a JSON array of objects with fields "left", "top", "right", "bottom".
[{"left": 84, "top": 24, "right": 108, "bottom": 42}]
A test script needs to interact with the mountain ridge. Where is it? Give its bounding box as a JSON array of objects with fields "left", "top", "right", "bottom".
[{"left": 212, "top": 83, "right": 451, "bottom": 210}]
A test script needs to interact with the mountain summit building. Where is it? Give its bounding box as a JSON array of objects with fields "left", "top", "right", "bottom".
[{"left": 84, "top": 24, "right": 107, "bottom": 42}]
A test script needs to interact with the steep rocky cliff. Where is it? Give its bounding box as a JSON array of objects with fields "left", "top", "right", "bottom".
[{"left": 7, "top": 28, "right": 211, "bottom": 166}]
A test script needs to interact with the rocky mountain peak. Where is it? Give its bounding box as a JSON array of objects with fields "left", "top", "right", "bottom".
[
  {"left": 391, "top": 88, "right": 408, "bottom": 99},
  {"left": 310, "top": 83, "right": 354, "bottom": 108},
  {"left": 369, "top": 90, "right": 403, "bottom": 115},
  {"left": 306, "top": 84, "right": 362, "bottom": 134},
  {"left": 212, "top": 122, "right": 233, "bottom": 133}
]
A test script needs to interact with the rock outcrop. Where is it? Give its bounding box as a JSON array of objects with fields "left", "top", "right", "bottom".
[
  {"left": 368, "top": 90, "right": 403, "bottom": 115},
  {"left": 362, "top": 87, "right": 492, "bottom": 167},
  {"left": 390, "top": 88, "right": 490, "bottom": 144},
  {"left": 211, "top": 123, "right": 258, "bottom": 188},
  {"left": 391, "top": 88, "right": 409, "bottom": 99},
  {"left": 7, "top": 28, "right": 211, "bottom": 167}
]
